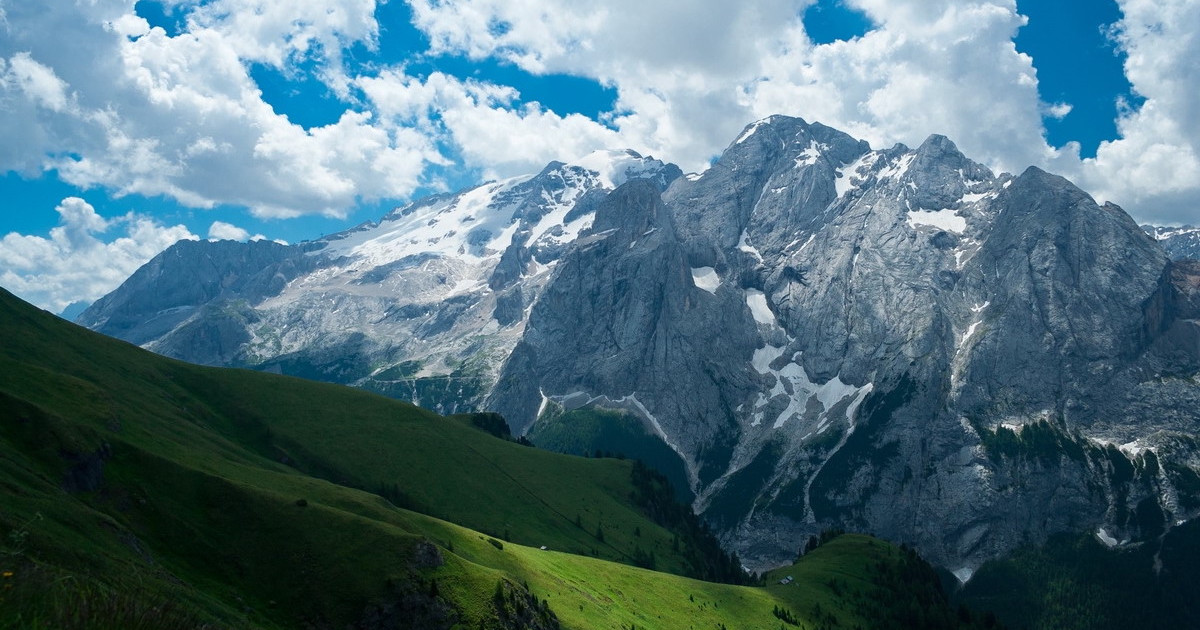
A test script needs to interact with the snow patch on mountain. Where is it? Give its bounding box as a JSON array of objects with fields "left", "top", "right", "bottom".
[
  {"left": 745, "top": 289, "right": 776, "bottom": 325},
  {"left": 1146, "top": 225, "right": 1200, "bottom": 241},
  {"left": 877, "top": 153, "right": 916, "bottom": 182},
  {"left": 956, "top": 302, "right": 990, "bottom": 352},
  {"left": 746, "top": 348, "right": 872, "bottom": 433},
  {"left": 325, "top": 179, "right": 523, "bottom": 266},
  {"left": 794, "top": 140, "right": 828, "bottom": 168},
  {"left": 815, "top": 376, "right": 861, "bottom": 411},
  {"left": 907, "top": 208, "right": 967, "bottom": 233},
  {"left": 953, "top": 238, "right": 982, "bottom": 270},
  {"left": 1143, "top": 224, "right": 1200, "bottom": 260},
  {"left": 960, "top": 190, "right": 993, "bottom": 204},
  {"left": 691, "top": 267, "right": 720, "bottom": 294},
  {"left": 738, "top": 231, "right": 764, "bottom": 261},
  {"left": 835, "top": 152, "right": 877, "bottom": 198},
  {"left": 752, "top": 345, "right": 786, "bottom": 375}
]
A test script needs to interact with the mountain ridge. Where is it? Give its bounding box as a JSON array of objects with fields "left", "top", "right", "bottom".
[
  {"left": 77, "top": 115, "right": 1200, "bottom": 575},
  {"left": 1144, "top": 223, "right": 1200, "bottom": 260}
]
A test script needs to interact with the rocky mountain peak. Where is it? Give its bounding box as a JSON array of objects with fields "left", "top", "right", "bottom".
[
  {"left": 76, "top": 238, "right": 318, "bottom": 346},
  {"left": 591, "top": 178, "right": 672, "bottom": 236},
  {"left": 79, "top": 116, "right": 1200, "bottom": 576},
  {"left": 904, "top": 134, "right": 995, "bottom": 210}
]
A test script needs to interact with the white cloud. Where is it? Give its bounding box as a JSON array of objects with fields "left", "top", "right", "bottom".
[
  {"left": 747, "top": 1, "right": 1051, "bottom": 174},
  {"left": 405, "top": 0, "right": 809, "bottom": 172},
  {"left": 207, "top": 220, "right": 267, "bottom": 241},
  {"left": 5, "top": 52, "right": 73, "bottom": 112},
  {"left": 0, "top": 198, "right": 197, "bottom": 313},
  {"left": 183, "top": 0, "right": 379, "bottom": 93},
  {"left": 1069, "top": 0, "right": 1200, "bottom": 224},
  {"left": 400, "top": 0, "right": 1054, "bottom": 174},
  {"left": 355, "top": 70, "right": 624, "bottom": 180},
  {"left": 105, "top": 13, "right": 151, "bottom": 39},
  {"left": 208, "top": 220, "right": 249, "bottom": 241},
  {"left": 1044, "top": 102, "right": 1072, "bottom": 120},
  {"left": 409, "top": 0, "right": 802, "bottom": 79},
  {"left": 0, "top": 0, "right": 436, "bottom": 219}
]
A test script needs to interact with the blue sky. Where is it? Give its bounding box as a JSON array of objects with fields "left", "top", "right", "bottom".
[{"left": 2, "top": 0, "right": 1198, "bottom": 313}]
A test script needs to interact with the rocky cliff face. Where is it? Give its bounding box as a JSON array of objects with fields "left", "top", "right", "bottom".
[{"left": 80, "top": 116, "right": 1200, "bottom": 576}]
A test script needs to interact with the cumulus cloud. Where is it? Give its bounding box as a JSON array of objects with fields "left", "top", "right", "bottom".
[
  {"left": 0, "top": 198, "right": 197, "bottom": 313},
  {"left": 355, "top": 70, "right": 624, "bottom": 180},
  {"left": 402, "top": 0, "right": 1058, "bottom": 173},
  {"left": 207, "top": 220, "right": 267, "bottom": 241},
  {"left": 406, "top": 0, "right": 809, "bottom": 171},
  {"left": 0, "top": 0, "right": 435, "bottom": 219},
  {"left": 1043, "top": 103, "right": 1073, "bottom": 120},
  {"left": 1070, "top": 0, "right": 1200, "bottom": 224},
  {"left": 5, "top": 52, "right": 73, "bottom": 112},
  {"left": 183, "top": 0, "right": 380, "bottom": 94},
  {"left": 746, "top": 1, "right": 1052, "bottom": 174}
]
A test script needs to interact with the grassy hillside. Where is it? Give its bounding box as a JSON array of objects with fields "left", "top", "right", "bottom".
[
  {"left": 0, "top": 286, "right": 692, "bottom": 573},
  {"left": 0, "top": 287, "right": 986, "bottom": 628}
]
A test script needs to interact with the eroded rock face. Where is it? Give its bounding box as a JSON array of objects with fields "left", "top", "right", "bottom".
[
  {"left": 488, "top": 180, "right": 760, "bottom": 487},
  {"left": 82, "top": 116, "right": 1200, "bottom": 574},
  {"left": 487, "top": 116, "right": 1199, "bottom": 572}
]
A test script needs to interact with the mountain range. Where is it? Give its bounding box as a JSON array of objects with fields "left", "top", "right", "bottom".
[
  {"left": 1144, "top": 224, "right": 1200, "bottom": 261},
  {"left": 77, "top": 115, "right": 1200, "bottom": 579}
]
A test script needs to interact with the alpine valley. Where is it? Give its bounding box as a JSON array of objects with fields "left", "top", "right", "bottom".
[{"left": 78, "top": 115, "right": 1200, "bottom": 585}]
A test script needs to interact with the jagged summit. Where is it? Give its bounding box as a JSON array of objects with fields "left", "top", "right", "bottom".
[{"left": 79, "top": 116, "right": 1200, "bottom": 575}]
